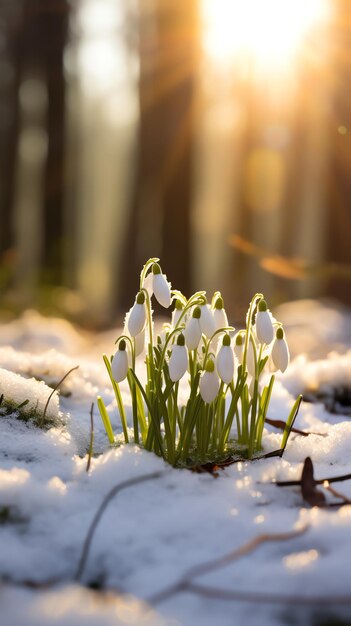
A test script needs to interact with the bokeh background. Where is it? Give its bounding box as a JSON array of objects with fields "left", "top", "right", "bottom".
[{"left": 0, "top": 0, "right": 350, "bottom": 328}]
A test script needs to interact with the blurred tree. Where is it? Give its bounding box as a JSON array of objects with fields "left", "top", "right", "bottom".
[
  {"left": 0, "top": 1, "right": 22, "bottom": 282},
  {"left": 20, "top": 0, "right": 69, "bottom": 285},
  {"left": 326, "top": 0, "right": 351, "bottom": 304},
  {"left": 118, "top": 0, "right": 199, "bottom": 309}
]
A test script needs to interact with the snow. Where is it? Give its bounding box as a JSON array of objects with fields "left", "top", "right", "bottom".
[{"left": 1, "top": 302, "right": 351, "bottom": 626}]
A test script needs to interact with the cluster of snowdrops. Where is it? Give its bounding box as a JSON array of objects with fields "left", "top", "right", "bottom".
[{"left": 98, "top": 258, "right": 298, "bottom": 466}]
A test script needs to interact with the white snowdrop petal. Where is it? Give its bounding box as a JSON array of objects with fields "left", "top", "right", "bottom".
[
  {"left": 200, "top": 305, "right": 216, "bottom": 338},
  {"left": 143, "top": 272, "right": 154, "bottom": 297},
  {"left": 172, "top": 308, "right": 184, "bottom": 329},
  {"left": 127, "top": 303, "right": 146, "bottom": 337},
  {"left": 246, "top": 342, "right": 256, "bottom": 376},
  {"left": 134, "top": 328, "right": 145, "bottom": 357},
  {"left": 153, "top": 273, "right": 171, "bottom": 308},
  {"left": 216, "top": 345, "right": 234, "bottom": 384},
  {"left": 255, "top": 310, "right": 274, "bottom": 344},
  {"left": 200, "top": 371, "right": 220, "bottom": 403},
  {"left": 213, "top": 307, "right": 228, "bottom": 331},
  {"left": 271, "top": 338, "right": 289, "bottom": 372},
  {"left": 184, "top": 318, "right": 202, "bottom": 350},
  {"left": 234, "top": 342, "right": 243, "bottom": 364},
  {"left": 111, "top": 350, "right": 129, "bottom": 382},
  {"left": 169, "top": 345, "right": 188, "bottom": 382}
]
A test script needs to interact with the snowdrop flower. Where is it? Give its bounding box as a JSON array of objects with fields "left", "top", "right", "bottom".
[
  {"left": 216, "top": 334, "right": 234, "bottom": 384},
  {"left": 111, "top": 339, "right": 129, "bottom": 382},
  {"left": 255, "top": 299, "right": 274, "bottom": 345},
  {"left": 199, "top": 299, "right": 216, "bottom": 338},
  {"left": 168, "top": 334, "right": 188, "bottom": 382},
  {"left": 271, "top": 327, "right": 289, "bottom": 372},
  {"left": 234, "top": 332, "right": 255, "bottom": 375},
  {"left": 212, "top": 295, "right": 229, "bottom": 331},
  {"left": 134, "top": 327, "right": 145, "bottom": 357},
  {"left": 172, "top": 299, "right": 184, "bottom": 329},
  {"left": 152, "top": 263, "right": 171, "bottom": 308},
  {"left": 234, "top": 333, "right": 244, "bottom": 363},
  {"left": 142, "top": 271, "right": 153, "bottom": 297},
  {"left": 200, "top": 358, "right": 220, "bottom": 403},
  {"left": 184, "top": 306, "right": 202, "bottom": 350},
  {"left": 127, "top": 291, "right": 146, "bottom": 337}
]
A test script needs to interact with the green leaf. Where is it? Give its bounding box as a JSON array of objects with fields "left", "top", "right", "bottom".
[{"left": 97, "top": 396, "right": 115, "bottom": 444}]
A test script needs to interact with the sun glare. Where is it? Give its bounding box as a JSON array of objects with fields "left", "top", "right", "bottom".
[{"left": 202, "top": 0, "right": 330, "bottom": 71}]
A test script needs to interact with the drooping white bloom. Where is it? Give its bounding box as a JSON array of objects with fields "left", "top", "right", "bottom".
[
  {"left": 152, "top": 263, "right": 171, "bottom": 308},
  {"left": 234, "top": 333, "right": 255, "bottom": 375},
  {"left": 200, "top": 358, "right": 220, "bottom": 403},
  {"left": 199, "top": 302, "right": 216, "bottom": 338},
  {"left": 216, "top": 334, "right": 234, "bottom": 384},
  {"left": 271, "top": 327, "right": 289, "bottom": 372},
  {"left": 184, "top": 306, "right": 202, "bottom": 350},
  {"left": 255, "top": 299, "right": 274, "bottom": 345},
  {"left": 126, "top": 292, "right": 147, "bottom": 337},
  {"left": 111, "top": 340, "right": 129, "bottom": 382},
  {"left": 134, "top": 327, "right": 145, "bottom": 357},
  {"left": 171, "top": 299, "right": 185, "bottom": 329},
  {"left": 234, "top": 333, "right": 244, "bottom": 363},
  {"left": 168, "top": 334, "right": 188, "bottom": 382},
  {"left": 142, "top": 271, "right": 154, "bottom": 297},
  {"left": 212, "top": 295, "right": 229, "bottom": 331}
]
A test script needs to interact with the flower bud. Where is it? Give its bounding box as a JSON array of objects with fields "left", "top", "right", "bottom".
[
  {"left": 111, "top": 340, "right": 129, "bottom": 382},
  {"left": 152, "top": 263, "right": 171, "bottom": 308},
  {"left": 200, "top": 358, "right": 220, "bottom": 403},
  {"left": 199, "top": 301, "right": 216, "bottom": 338},
  {"left": 134, "top": 328, "right": 145, "bottom": 357},
  {"left": 255, "top": 299, "right": 274, "bottom": 344},
  {"left": 234, "top": 333, "right": 244, "bottom": 362},
  {"left": 127, "top": 292, "right": 147, "bottom": 337},
  {"left": 168, "top": 334, "right": 188, "bottom": 381},
  {"left": 271, "top": 327, "right": 289, "bottom": 372},
  {"left": 172, "top": 299, "right": 184, "bottom": 329},
  {"left": 216, "top": 334, "right": 234, "bottom": 384},
  {"left": 213, "top": 295, "right": 229, "bottom": 331},
  {"left": 184, "top": 307, "right": 202, "bottom": 350}
]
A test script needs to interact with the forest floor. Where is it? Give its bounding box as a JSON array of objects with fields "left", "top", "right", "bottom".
[{"left": 1, "top": 300, "right": 351, "bottom": 626}]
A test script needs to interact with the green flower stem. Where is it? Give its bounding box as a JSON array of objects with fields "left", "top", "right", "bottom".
[
  {"left": 248, "top": 377, "right": 259, "bottom": 458},
  {"left": 130, "top": 338, "right": 139, "bottom": 444},
  {"left": 172, "top": 293, "right": 207, "bottom": 329},
  {"left": 142, "top": 289, "right": 154, "bottom": 352},
  {"left": 97, "top": 396, "right": 115, "bottom": 444},
  {"left": 242, "top": 293, "right": 263, "bottom": 373},
  {"left": 217, "top": 373, "right": 246, "bottom": 454},
  {"left": 129, "top": 369, "right": 164, "bottom": 454},
  {"left": 139, "top": 257, "right": 159, "bottom": 289},
  {"left": 255, "top": 374, "right": 275, "bottom": 449}
]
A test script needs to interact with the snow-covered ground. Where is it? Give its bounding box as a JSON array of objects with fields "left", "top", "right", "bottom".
[{"left": 1, "top": 301, "right": 351, "bottom": 626}]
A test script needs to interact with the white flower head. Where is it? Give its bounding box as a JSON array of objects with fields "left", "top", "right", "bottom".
[
  {"left": 184, "top": 306, "right": 202, "bottom": 350},
  {"left": 234, "top": 332, "right": 244, "bottom": 363},
  {"left": 111, "top": 339, "right": 129, "bottom": 382},
  {"left": 271, "top": 327, "right": 290, "bottom": 372},
  {"left": 168, "top": 333, "right": 188, "bottom": 382},
  {"left": 255, "top": 299, "right": 274, "bottom": 345},
  {"left": 152, "top": 263, "right": 171, "bottom": 308},
  {"left": 216, "top": 334, "right": 234, "bottom": 384},
  {"left": 235, "top": 332, "right": 255, "bottom": 375},
  {"left": 199, "top": 299, "right": 216, "bottom": 338},
  {"left": 142, "top": 271, "right": 154, "bottom": 297},
  {"left": 172, "top": 299, "right": 185, "bottom": 329},
  {"left": 200, "top": 358, "right": 220, "bottom": 403},
  {"left": 127, "top": 291, "right": 146, "bottom": 337},
  {"left": 212, "top": 294, "right": 229, "bottom": 331},
  {"left": 134, "top": 327, "right": 145, "bottom": 357}
]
